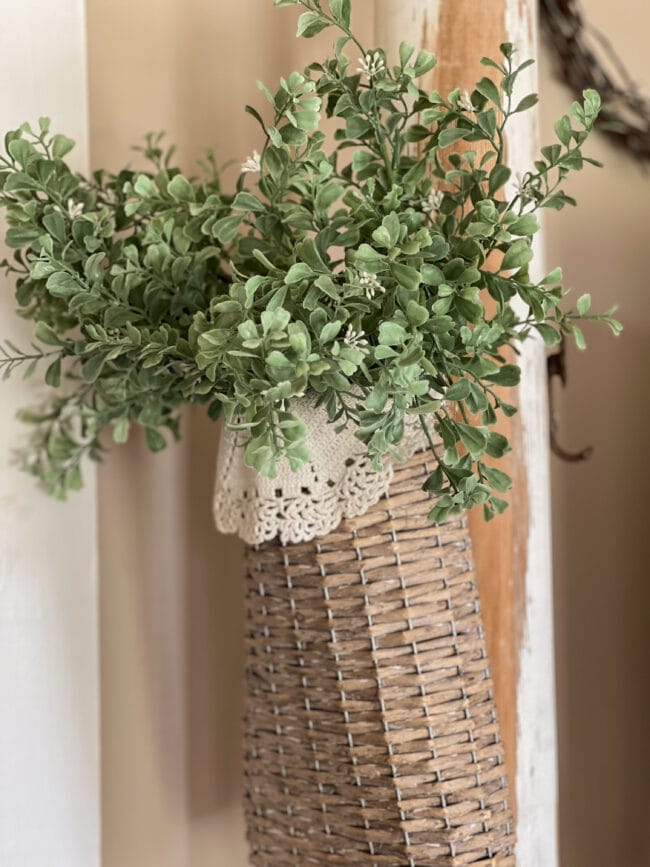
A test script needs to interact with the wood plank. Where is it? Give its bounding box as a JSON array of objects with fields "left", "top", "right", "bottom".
[
  {"left": 374, "top": 2, "right": 558, "bottom": 863},
  {"left": 0, "top": 3, "right": 100, "bottom": 864}
]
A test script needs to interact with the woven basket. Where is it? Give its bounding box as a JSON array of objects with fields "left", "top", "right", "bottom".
[{"left": 243, "top": 448, "right": 515, "bottom": 866}]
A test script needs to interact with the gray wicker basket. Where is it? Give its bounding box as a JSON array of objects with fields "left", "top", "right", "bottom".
[{"left": 243, "top": 448, "right": 515, "bottom": 865}]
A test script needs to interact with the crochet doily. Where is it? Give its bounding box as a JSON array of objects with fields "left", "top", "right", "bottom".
[{"left": 213, "top": 398, "right": 429, "bottom": 545}]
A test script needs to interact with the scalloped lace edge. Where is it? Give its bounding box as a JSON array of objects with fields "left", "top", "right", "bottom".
[{"left": 213, "top": 423, "right": 428, "bottom": 546}]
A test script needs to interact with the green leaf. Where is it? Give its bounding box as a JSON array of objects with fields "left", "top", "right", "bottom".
[
  {"left": 366, "top": 386, "right": 388, "bottom": 412},
  {"left": 423, "top": 464, "right": 445, "bottom": 492},
  {"left": 582, "top": 88, "right": 601, "bottom": 123},
  {"left": 232, "top": 191, "right": 264, "bottom": 212},
  {"left": 320, "top": 321, "right": 342, "bottom": 343},
  {"left": 456, "top": 422, "right": 488, "bottom": 458},
  {"left": 35, "top": 321, "right": 61, "bottom": 346},
  {"left": 294, "top": 109, "right": 320, "bottom": 131},
  {"left": 414, "top": 49, "right": 437, "bottom": 77},
  {"left": 573, "top": 325, "right": 586, "bottom": 350},
  {"left": 296, "top": 10, "right": 329, "bottom": 37},
  {"left": 413, "top": 399, "right": 441, "bottom": 415},
  {"left": 65, "top": 466, "right": 84, "bottom": 492},
  {"left": 372, "top": 213, "right": 400, "bottom": 249},
  {"left": 577, "top": 293, "right": 591, "bottom": 315},
  {"left": 508, "top": 214, "right": 539, "bottom": 236},
  {"left": 438, "top": 127, "right": 470, "bottom": 148},
  {"left": 486, "top": 364, "right": 520, "bottom": 387},
  {"left": 383, "top": 212, "right": 401, "bottom": 245},
  {"left": 372, "top": 226, "right": 392, "bottom": 248},
  {"left": 44, "top": 357, "right": 61, "bottom": 387},
  {"left": 244, "top": 103, "right": 266, "bottom": 131},
  {"left": 167, "top": 174, "right": 195, "bottom": 202},
  {"left": 428, "top": 495, "right": 458, "bottom": 524},
  {"left": 541, "top": 267, "right": 563, "bottom": 285},
  {"left": 536, "top": 324, "right": 561, "bottom": 346},
  {"left": 474, "top": 77, "right": 501, "bottom": 106},
  {"left": 330, "top": 0, "right": 350, "bottom": 28},
  {"left": 554, "top": 115, "right": 572, "bottom": 146},
  {"left": 134, "top": 174, "right": 157, "bottom": 197},
  {"left": 480, "top": 56, "right": 505, "bottom": 72},
  {"left": 266, "top": 350, "right": 291, "bottom": 369},
  {"left": 482, "top": 465, "right": 512, "bottom": 493},
  {"left": 46, "top": 271, "right": 79, "bottom": 297},
  {"left": 489, "top": 164, "right": 511, "bottom": 195},
  {"left": 514, "top": 93, "right": 539, "bottom": 113},
  {"left": 7, "top": 138, "right": 34, "bottom": 166},
  {"left": 42, "top": 211, "right": 67, "bottom": 243},
  {"left": 296, "top": 238, "right": 327, "bottom": 271},
  {"left": 399, "top": 42, "right": 415, "bottom": 68},
  {"left": 406, "top": 300, "right": 428, "bottom": 326},
  {"left": 478, "top": 109, "right": 497, "bottom": 138},
  {"left": 285, "top": 262, "right": 313, "bottom": 284},
  {"left": 445, "top": 379, "right": 470, "bottom": 401},
  {"left": 355, "top": 244, "right": 384, "bottom": 268},
  {"left": 81, "top": 352, "right": 107, "bottom": 383},
  {"left": 486, "top": 431, "right": 510, "bottom": 458},
  {"left": 315, "top": 181, "right": 343, "bottom": 211},
  {"left": 501, "top": 238, "right": 532, "bottom": 271},
  {"left": 145, "top": 427, "right": 167, "bottom": 452},
  {"left": 113, "top": 417, "right": 130, "bottom": 444},
  {"left": 51, "top": 134, "right": 75, "bottom": 159},
  {"left": 379, "top": 321, "right": 407, "bottom": 346},
  {"left": 4, "top": 172, "right": 40, "bottom": 192},
  {"left": 421, "top": 264, "right": 445, "bottom": 285},
  {"left": 262, "top": 307, "right": 291, "bottom": 334},
  {"left": 390, "top": 262, "right": 421, "bottom": 292},
  {"left": 213, "top": 215, "right": 242, "bottom": 243}
]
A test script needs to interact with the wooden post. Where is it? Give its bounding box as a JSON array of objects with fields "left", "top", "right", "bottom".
[
  {"left": 375, "top": 3, "right": 558, "bottom": 864},
  {"left": 0, "top": 3, "right": 100, "bottom": 865}
]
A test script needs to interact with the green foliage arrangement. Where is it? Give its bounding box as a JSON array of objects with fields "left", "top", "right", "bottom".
[{"left": 0, "top": 0, "right": 620, "bottom": 522}]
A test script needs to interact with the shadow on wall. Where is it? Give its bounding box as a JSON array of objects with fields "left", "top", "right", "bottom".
[
  {"left": 183, "top": 412, "right": 246, "bottom": 817},
  {"left": 98, "top": 416, "right": 248, "bottom": 867},
  {"left": 541, "top": 6, "right": 650, "bottom": 862}
]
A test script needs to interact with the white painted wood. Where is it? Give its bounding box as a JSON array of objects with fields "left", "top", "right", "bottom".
[
  {"left": 373, "top": 1, "right": 439, "bottom": 63},
  {"left": 505, "top": 3, "right": 559, "bottom": 864},
  {"left": 0, "top": 3, "right": 100, "bottom": 866},
  {"left": 375, "top": 2, "right": 558, "bottom": 863}
]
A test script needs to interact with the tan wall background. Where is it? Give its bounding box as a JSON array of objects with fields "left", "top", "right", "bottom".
[
  {"left": 87, "top": 4, "right": 373, "bottom": 867},
  {"left": 87, "top": 1, "right": 649, "bottom": 865},
  {"left": 540, "top": 2, "right": 650, "bottom": 865}
]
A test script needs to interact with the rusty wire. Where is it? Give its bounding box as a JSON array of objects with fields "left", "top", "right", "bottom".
[{"left": 540, "top": 0, "right": 650, "bottom": 162}]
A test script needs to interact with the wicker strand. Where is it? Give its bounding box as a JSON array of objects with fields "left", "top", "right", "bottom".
[{"left": 243, "top": 449, "right": 515, "bottom": 866}]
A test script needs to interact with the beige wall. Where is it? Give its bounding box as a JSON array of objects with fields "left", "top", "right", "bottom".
[
  {"left": 541, "top": 2, "right": 650, "bottom": 865},
  {"left": 87, "top": 1, "right": 649, "bottom": 865}
]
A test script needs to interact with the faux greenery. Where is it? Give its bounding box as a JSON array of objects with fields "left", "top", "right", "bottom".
[{"left": 0, "top": 0, "right": 620, "bottom": 522}]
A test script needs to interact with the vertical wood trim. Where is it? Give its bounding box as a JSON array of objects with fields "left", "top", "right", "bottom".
[
  {"left": 505, "top": 4, "right": 558, "bottom": 864},
  {"left": 0, "top": 2, "right": 100, "bottom": 865},
  {"left": 426, "top": 3, "right": 525, "bottom": 816},
  {"left": 374, "top": 2, "right": 557, "bottom": 862}
]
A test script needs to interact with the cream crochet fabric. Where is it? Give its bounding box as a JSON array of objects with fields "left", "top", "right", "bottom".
[{"left": 213, "top": 399, "right": 429, "bottom": 545}]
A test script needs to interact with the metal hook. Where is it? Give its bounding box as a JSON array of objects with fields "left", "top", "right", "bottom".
[{"left": 547, "top": 336, "right": 593, "bottom": 462}]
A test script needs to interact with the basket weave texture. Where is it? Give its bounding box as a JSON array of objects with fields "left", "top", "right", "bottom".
[{"left": 243, "top": 448, "right": 515, "bottom": 866}]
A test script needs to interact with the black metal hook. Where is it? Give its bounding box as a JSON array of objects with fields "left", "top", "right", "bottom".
[{"left": 547, "top": 336, "right": 593, "bottom": 462}]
